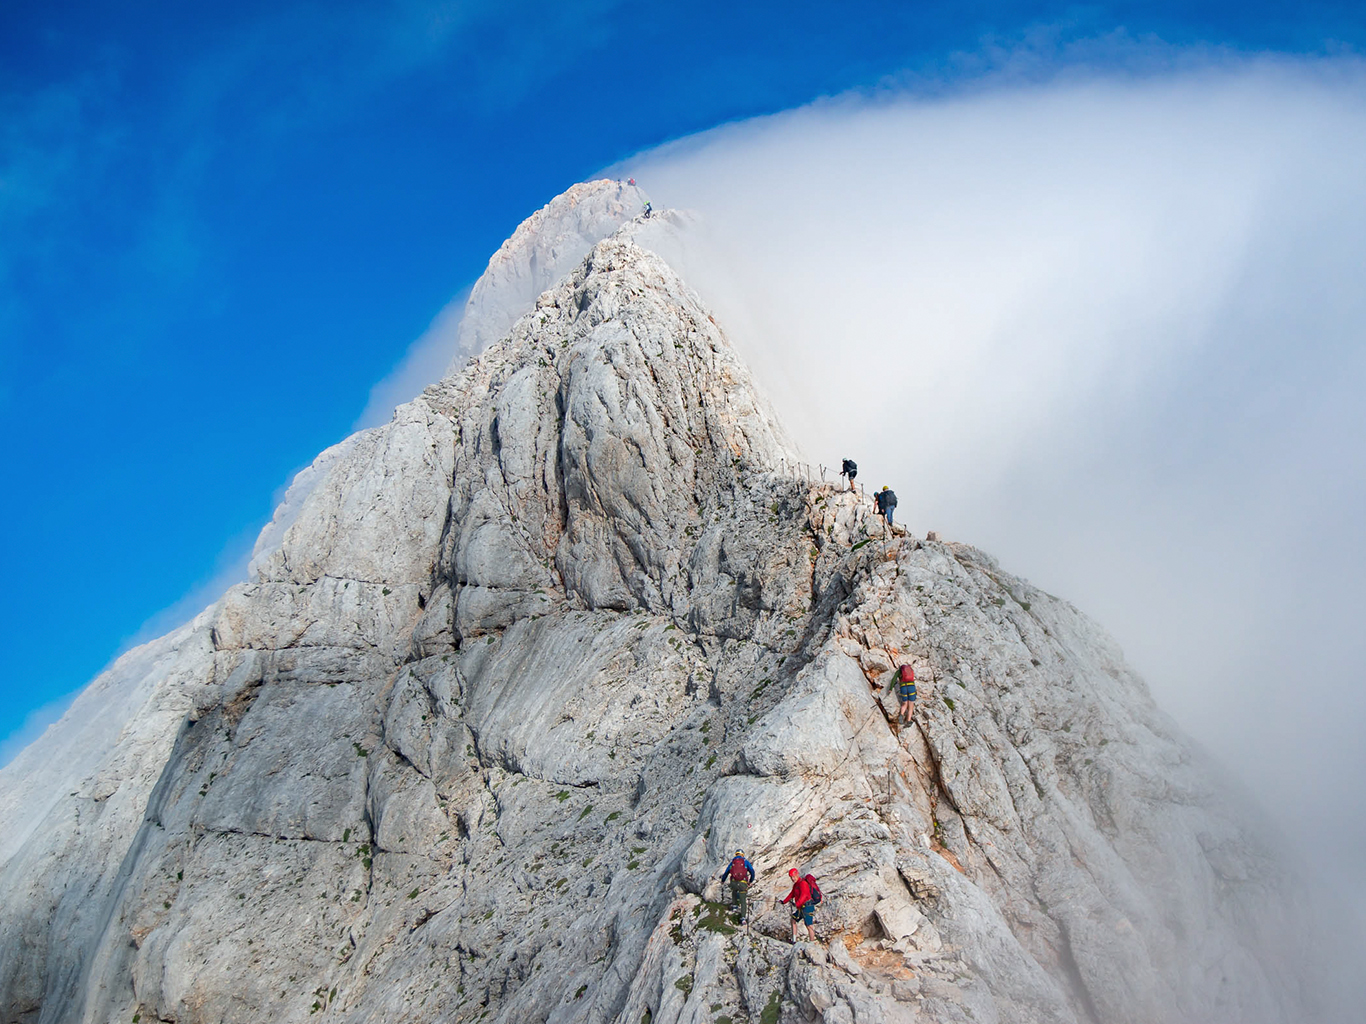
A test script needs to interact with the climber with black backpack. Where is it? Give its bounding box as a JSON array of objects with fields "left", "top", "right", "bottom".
[
  {"left": 841, "top": 458, "right": 858, "bottom": 492},
  {"left": 876, "top": 486, "right": 898, "bottom": 528},
  {"left": 896, "top": 664, "right": 917, "bottom": 724},
  {"left": 717, "top": 849, "right": 755, "bottom": 922},
  {"left": 781, "top": 868, "right": 823, "bottom": 943}
]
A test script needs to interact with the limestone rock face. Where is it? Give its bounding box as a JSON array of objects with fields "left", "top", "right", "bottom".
[{"left": 0, "top": 185, "right": 1325, "bottom": 1024}]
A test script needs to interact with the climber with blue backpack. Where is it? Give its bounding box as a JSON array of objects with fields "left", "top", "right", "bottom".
[
  {"left": 718, "top": 850, "right": 755, "bottom": 922},
  {"left": 781, "top": 867, "right": 823, "bottom": 943}
]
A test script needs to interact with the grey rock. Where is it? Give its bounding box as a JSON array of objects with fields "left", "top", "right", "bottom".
[
  {"left": 875, "top": 894, "right": 926, "bottom": 943},
  {"left": 892, "top": 977, "right": 922, "bottom": 1002},
  {"left": 791, "top": 962, "right": 836, "bottom": 1011},
  {"left": 828, "top": 939, "right": 863, "bottom": 976}
]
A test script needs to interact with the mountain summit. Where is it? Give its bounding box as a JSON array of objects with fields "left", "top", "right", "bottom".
[
  {"left": 450, "top": 178, "right": 650, "bottom": 365},
  {"left": 0, "top": 184, "right": 1319, "bottom": 1024}
]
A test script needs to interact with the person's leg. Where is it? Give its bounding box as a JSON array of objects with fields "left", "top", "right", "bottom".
[{"left": 888, "top": 507, "right": 894, "bottom": 527}]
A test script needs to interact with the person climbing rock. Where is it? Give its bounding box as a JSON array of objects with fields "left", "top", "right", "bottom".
[
  {"left": 896, "top": 664, "right": 917, "bottom": 724},
  {"left": 781, "top": 868, "right": 819, "bottom": 943},
  {"left": 841, "top": 458, "right": 858, "bottom": 492},
  {"left": 717, "top": 849, "right": 755, "bottom": 922},
  {"left": 875, "top": 486, "right": 898, "bottom": 528},
  {"left": 642, "top": 200, "right": 653, "bottom": 219}
]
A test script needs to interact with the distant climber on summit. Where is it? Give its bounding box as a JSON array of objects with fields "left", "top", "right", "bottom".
[
  {"left": 642, "top": 200, "right": 653, "bottom": 219},
  {"left": 781, "top": 868, "right": 821, "bottom": 943},
  {"left": 876, "top": 486, "right": 898, "bottom": 528},
  {"left": 840, "top": 458, "right": 857, "bottom": 492},
  {"left": 718, "top": 850, "right": 755, "bottom": 921}
]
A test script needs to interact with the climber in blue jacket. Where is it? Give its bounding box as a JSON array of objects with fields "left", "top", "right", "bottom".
[{"left": 718, "top": 850, "right": 755, "bottom": 921}]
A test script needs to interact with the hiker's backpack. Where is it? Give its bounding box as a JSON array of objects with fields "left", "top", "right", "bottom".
[
  {"left": 729, "top": 856, "right": 748, "bottom": 881},
  {"left": 899, "top": 665, "right": 915, "bottom": 684},
  {"left": 804, "top": 874, "right": 823, "bottom": 905},
  {"left": 842, "top": 459, "right": 857, "bottom": 476}
]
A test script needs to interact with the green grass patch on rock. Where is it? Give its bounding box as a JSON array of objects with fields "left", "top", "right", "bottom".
[{"left": 692, "top": 900, "right": 737, "bottom": 935}]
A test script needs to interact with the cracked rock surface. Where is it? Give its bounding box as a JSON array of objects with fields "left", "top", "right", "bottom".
[{"left": 0, "top": 185, "right": 1320, "bottom": 1024}]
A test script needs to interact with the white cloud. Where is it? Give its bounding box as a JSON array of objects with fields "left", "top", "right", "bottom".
[
  {"left": 353, "top": 286, "right": 469, "bottom": 429},
  {"left": 616, "top": 59, "right": 1366, "bottom": 903}
]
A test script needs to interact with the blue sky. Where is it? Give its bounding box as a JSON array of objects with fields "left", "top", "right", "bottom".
[{"left": 2, "top": 0, "right": 1365, "bottom": 760}]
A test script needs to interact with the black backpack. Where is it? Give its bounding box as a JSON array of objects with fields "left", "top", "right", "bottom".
[{"left": 842, "top": 459, "right": 857, "bottom": 476}]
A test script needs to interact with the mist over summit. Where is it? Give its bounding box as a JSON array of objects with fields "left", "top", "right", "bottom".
[{"left": 0, "top": 182, "right": 1343, "bottom": 1024}]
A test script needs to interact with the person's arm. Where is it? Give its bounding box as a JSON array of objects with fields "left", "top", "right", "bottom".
[{"left": 745, "top": 859, "right": 755, "bottom": 882}]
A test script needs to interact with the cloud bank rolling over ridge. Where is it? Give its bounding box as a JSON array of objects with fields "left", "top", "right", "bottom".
[{"left": 609, "top": 59, "right": 1366, "bottom": 932}]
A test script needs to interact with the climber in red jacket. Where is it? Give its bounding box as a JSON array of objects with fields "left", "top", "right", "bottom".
[{"left": 781, "top": 868, "right": 819, "bottom": 943}]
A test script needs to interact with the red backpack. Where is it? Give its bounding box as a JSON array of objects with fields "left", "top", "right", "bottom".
[
  {"left": 804, "top": 874, "right": 822, "bottom": 904},
  {"left": 729, "top": 856, "right": 748, "bottom": 881},
  {"left": 899, "top": 665, "right": 915, "bottom": 683}
]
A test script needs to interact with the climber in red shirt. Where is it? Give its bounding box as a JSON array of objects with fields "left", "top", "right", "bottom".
[{"left": 781, "top": 868, "right": 818, "bottom": 943}]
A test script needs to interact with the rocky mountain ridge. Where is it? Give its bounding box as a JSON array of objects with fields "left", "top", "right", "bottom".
[{"left": 0, "top": 185, "right": 1320, "bottom": 1024}]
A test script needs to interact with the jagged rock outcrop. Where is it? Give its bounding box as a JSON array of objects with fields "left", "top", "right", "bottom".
[
  {"left": 0, "top": 184, "right": 1322, "bottom": 1024},
  {"left": 450, "top": 178, "right": 649, "bottom": 365}
]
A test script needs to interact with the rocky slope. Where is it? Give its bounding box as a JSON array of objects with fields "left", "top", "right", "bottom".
[{"left": 0, "top": 185, "right": 1321, "bottom": 1024}]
